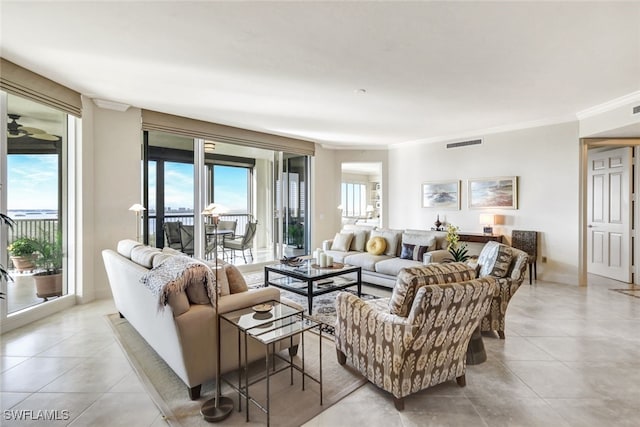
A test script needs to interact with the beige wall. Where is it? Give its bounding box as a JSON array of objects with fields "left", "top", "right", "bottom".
[
  {"left": 90, "top": 105, "right": 143, "bottom": 299},
  {"left": 388, "top": 122, "right": 580, "bottom": 284}
]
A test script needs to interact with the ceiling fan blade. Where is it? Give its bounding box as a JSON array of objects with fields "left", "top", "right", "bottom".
[
  {"left": 19, "top": 126, "right": 46, "bottom": 134},
  {"left": 31, "top": 133, "right": 60, "bottom": 141}
]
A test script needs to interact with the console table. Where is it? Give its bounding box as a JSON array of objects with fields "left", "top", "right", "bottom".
[{"left": 458, "top": 233, "right": 502, "bottom": 244}]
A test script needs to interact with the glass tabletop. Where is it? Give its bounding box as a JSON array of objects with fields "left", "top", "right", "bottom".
[
  {"left": 219, "top": 300, "right": 302, "bottom": 332},
  {"left": 267, "top": 261, "right": 359, "bottom": 278}
]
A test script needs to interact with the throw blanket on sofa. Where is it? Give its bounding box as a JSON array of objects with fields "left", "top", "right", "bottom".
[{"left": 140, "top": 256, "right": 216, "bottom": 309}]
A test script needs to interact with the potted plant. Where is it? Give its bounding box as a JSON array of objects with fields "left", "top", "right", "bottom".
[
  {"left": 32, "top": 233, "right": 63, "bottom": 301},
  {"left": 7, "top": 237, "right": 37, "bottom": 272},
  {"left": 0, "top": 213, "right": 15, "bottom": 300},
  {"left": 446, "top": 224, "right": 470, "bottom": 263},
  {"left": 287, "top": 223, "right": 304, "bottom": 249}
]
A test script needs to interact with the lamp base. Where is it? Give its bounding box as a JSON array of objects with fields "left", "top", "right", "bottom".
[
  {"left": 483, "top": 226, "right": 493, "bottom": 235},
  {"left": 200, "top": 396, "right": 234, "bottom": 422}
]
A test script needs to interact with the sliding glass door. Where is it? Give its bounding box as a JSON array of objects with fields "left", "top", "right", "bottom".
[{"left": 274, "top": 153, "right": 309, "bottom": 259}]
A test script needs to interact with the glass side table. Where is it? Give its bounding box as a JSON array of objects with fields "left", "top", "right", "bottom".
[{"left": 219, "top": 300, "right": 322, "bottom": 426}]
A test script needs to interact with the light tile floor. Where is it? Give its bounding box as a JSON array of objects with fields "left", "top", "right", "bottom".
[{"left": 1, "top": 275, "right": 639, "bottom": 426}]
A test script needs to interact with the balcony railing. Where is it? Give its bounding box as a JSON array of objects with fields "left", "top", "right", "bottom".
[
  {"left": 148, "top": 213, "right": 253, "bottom": 247},
  {"left": 7, "top": 218, "right": 59, "bottom": 245}
]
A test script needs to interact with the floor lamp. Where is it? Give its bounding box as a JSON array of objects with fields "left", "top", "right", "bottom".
[
  {"left": 128, "top": 204, "right": 146, "bottom": 243},
  {"left": 200, "top": 203, "right": 233, "bottom": 422}
]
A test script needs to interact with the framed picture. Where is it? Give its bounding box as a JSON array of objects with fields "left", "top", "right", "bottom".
[
  {"left": 468, "top": 176, "right": 518, "bottom": 209},
  {"left": 422, "top": 180, "right": 461, "bottom": 210}
]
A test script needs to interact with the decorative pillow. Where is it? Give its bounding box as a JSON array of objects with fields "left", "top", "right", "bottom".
[
  {"left": 152, "top": 253, "right": 173, "bottom": 268},
  {"left": 366, "top": 236, "right": 387, "bottom": 255},
  {"left": 370, "top": 229, "right": 401, "bottom": 257},
  {"left": 478, "top": 242, "right": 513, "bottom": 278},
  {"left": 331, "top": 232, "right": 354, "bottom": 252},
  {"left": 400, "top": 243, "right": 429, "bottom": 261},
  {"left": 348, "top": 230, "right": 368, "bottom": 252},
  {"left": 224, "top": 264, "right": 248, "bottom": 294}
]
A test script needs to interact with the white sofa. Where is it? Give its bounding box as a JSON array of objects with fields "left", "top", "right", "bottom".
[
  {"left": 322, "top": 226, "right": 453, "bottom": 288},
  {"left": 102, "top": 239, "right": 300, "bottom": 400}
]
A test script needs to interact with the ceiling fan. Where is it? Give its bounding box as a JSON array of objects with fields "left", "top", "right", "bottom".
[{"left": 7, "top": 114, "right": 60, "bottom": 141}]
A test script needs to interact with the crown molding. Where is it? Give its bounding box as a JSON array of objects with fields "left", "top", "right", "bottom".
[{"left": 576, "top": 91, "right": 640, "bottom": 120}]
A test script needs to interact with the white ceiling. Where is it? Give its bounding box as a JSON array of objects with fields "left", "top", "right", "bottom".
[{"left": 1, "top": 1, "right": 639, "bottom": 148}]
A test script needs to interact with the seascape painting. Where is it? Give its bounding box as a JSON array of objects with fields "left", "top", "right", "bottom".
[
  {"left": 422, "top": 181, "right": 460, "bottom": 209},
  {"left": 468, "top": 176, "right": 518, "bottom": 209}
]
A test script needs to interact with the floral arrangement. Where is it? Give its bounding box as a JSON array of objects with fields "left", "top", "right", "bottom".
[{"left": 446, "top": 224, "right": 469, "bottom": 262}]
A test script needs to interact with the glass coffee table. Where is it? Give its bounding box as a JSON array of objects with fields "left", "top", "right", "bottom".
[
  {"left": 219, "top": 300, "right": 322, "bottom": 426},
  {"left": 265, "top": 261, "right": 362, "bottom": 314}
]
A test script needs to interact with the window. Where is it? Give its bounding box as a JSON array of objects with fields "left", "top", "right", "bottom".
[
  {"left": 341, "top": 182, "right": 367, "bottom": 217},
  {"left": 213, "top": 165, "right": 249, "bottom": 214}
]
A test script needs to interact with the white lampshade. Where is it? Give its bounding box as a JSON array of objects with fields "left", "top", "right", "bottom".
[
  {"left": 128, "top": 203, "right": 146, "bottom": 212},
  {"left": 479, "top": 214, "right": 496, "bottom": 225}
]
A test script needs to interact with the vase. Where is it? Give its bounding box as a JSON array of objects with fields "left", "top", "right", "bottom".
[
  {"left": 33, "top": 272, "right": 63, "bottom": 301},
  {"left": 10, "top": 255, "right": 36, "bottom": 272}
]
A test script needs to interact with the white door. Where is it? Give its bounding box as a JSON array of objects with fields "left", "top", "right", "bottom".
[{"left": 587, "top": 147, "right": 632, "bottom": 282}]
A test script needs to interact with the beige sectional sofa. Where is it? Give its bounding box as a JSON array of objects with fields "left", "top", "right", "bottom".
[
  {"left": 322, "top": 225, "right": 454, "bottom": 288},
  {"left": 102, "top": 239, "right": 300, "bottom": 400}
]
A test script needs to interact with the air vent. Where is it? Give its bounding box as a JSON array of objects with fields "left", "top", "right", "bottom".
[
  {"left": 633, "top": 105, "right": 640, "bottom": 115},
  {"left": 446, "top": 139, "right": 482, "bottom": 149}
]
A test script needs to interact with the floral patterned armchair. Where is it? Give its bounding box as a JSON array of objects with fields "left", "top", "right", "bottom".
[
  {"left": 475, "top": 241, "right": 529, "bottom": 339},
  {"left": 335, "top": 263, "right": 496, "bottom": 410}
]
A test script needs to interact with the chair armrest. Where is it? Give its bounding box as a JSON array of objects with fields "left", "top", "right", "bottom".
[
  {"left": 218, "top": 287, "right": 280, "bottom": 314},
  {"left": 335, "top": 292, "right": 415, "bottom": 358}
]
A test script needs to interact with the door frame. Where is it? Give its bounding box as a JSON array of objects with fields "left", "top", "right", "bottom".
[{"left": 579, "top": 138, "right": 640, "bottom": 286}]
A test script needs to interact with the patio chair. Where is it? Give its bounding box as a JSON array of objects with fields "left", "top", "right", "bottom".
[
  {"left": 222, "top": 221, "right": 257, "bottom": 263},
  {"left": 163, "top": 221, "right": 183, "bottom": 251},
  {"left": 179, "top": 224, "right": 195, "bottom": 256},
  {"left": 204, "top": 220, "right": 237, "bottom": 259}
]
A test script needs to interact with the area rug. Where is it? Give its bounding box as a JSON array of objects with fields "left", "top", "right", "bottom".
[
  {"left": 243, "top": 271, "right": 381, "bottom": 335},
  {"left": 610, "top": 288, "right": 640, "bottom": 299},
  {"left": 107, "top": 313, "right": 366, "bottom": 427}
]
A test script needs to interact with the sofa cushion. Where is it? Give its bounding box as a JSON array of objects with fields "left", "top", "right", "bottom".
[
  {"left": 152, "top": 252, "right": 174, "bottom": 268},
  {"left": 390, "top": 262, "right": 476, "bottom": 317},
  {"left": 402, "top": 232, "right": 437, "bottom": 252},
  {"left": 323, "top": 249, "right": 360, "bottom": 263},
  {"left": 405, "top": 229, "right": 448, "bottom": 250},
  {"left": 370, "top": 229, "right": 402, "bottom": 257},
  {"left": 163, "top": 246, "right": 186, "bottom": 256},
  {"left": 331, "top": 232, "right": 354, "bottom": 252},
  {"left": 224, "top": 264, "right": 248, "bottom": 294},
  {"left": 400, "top": 243, "right": 429, "bottom": 261},
  {"left": 117, "top": 239, "right": 142, "bottom": 259},
  {"left": 344, "top": 252, "right": 392, "bottom": 271},
  {"left": 478, "top": 242, "right": 514, "bottom": 278},
  {"left": 375, "top": 257, "right": 423, "bottom": 277},
  {"left": 366, "top": 236, "right": 387, "bottom": 255},
  {"left": 130, "top": 245, "right": 162, "bottom": 268}
]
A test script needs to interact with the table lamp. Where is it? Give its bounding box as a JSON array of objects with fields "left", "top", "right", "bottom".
[{"left": 128, "top": 203, "right": 146, "bottom": 242}]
